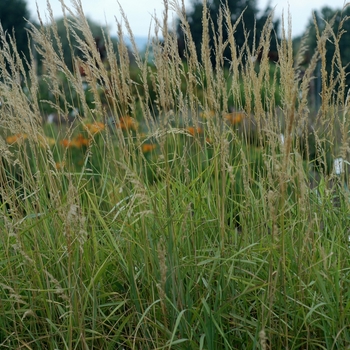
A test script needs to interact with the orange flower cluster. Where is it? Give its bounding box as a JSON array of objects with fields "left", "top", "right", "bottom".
[
  {"left": 60, "top": 134, "right": 89, "bottom": 148},
  {"left": 142, "top": 143, "right": 157, "bottom": 153},
  {"left": 116, "top": 116, "right": 138, "bottom": 131},
  {"left": 38, "top": 134, "right": 55, "bottom": 147},
  {"left": 224, "top": 112, "right": 245, "bottom": 125},
  {"left": 200, "top": 110, "right": 215, "bottom": 119},
  {"left": 55, "top": 161, "right": 65, "bottom": 170},
  {"left": 186, "top": 126, "right": 203, "bottom": 136},
  {"left": 6, "top": 133, "right": 27, "bottom": 144},
  {"left": 84, "top": 122, "right": 105, "bottom": 134}
]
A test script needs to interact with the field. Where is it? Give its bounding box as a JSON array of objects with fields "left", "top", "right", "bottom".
[{"left": 0, "top": 1, "right": 350, "bottom": 349}]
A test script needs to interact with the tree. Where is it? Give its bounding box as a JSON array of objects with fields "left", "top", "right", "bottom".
[
  {"left": 0, "top": 0, "right": 30, "bottom": 58},
  {"left": 304, "top": 6, "right": 350, "bottom": 97},
  {"left": 43, "top": 16, "right": 115, "bottom": 72},
  {"left": 177, "top": 0, "right": 279, "bottom": 63}
]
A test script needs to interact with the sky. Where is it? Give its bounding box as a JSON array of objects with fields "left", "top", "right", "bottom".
[{"left": 26, "top": 0, "right": 349, "bottom": 38}]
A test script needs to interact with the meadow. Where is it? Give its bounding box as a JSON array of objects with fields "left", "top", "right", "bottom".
[{"left": 0, "top": 0, "right": 350, "bottom": 349}]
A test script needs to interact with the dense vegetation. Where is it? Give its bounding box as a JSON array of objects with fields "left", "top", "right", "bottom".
[
  {"left": 176, "top": 0, "right": 279, "bottom": 62},
  {"left": 0, "top": 0, "right": 30, "bottom": 59},
  {"left": 0, "top": 1, "right": 350, "bottom": 349}
]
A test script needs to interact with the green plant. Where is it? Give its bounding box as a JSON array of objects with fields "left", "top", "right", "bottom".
[{"left": 0, "top": 1, "right": 349, "bottom": 349}]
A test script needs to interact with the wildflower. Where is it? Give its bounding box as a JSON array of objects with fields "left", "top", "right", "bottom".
[
  {"left": 55, "top": 162, "right": 65, "bottom": 170},
  {"left": 200, "top": 110, "right": 215, "bottom": 119},
  {"left": 60, "top": 134, "right": 89, "bottom": 148},
  {"left": 37, "top": 134, "right": 55, "bottom": 147},
  {"left": 60, "top": 139, "right": 71, "bottom": 148},
  {"left": 205, "top": 137, "right": 212, "bottom": 145},
  {"left": 224, "top": 112, "right": 244, "bottom": 125},
  {"left": 142, "top": 143, "right": 157, "bottom": 153},
  {"left": 186, "top": 126, "right": 202, "bottom": 136},
  {"left": 117, "top": 116, "right": 138, "bottom": 131},
  {"left": 45, "top": 137, "right": 56, "bottom": 146},
  {"left": 6, "top": 133, "right": 27, "bottom": 144},
  {"left": 75, "top": 134, "right": 90, "bottom": 147},
  {"left": 84, "top": 122, "right": 105, "bottom": 134}
]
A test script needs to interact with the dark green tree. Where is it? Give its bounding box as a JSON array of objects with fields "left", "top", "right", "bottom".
[
  {"left": 46, "top": 17, "right": 115, "bottom": 72},
  {"left": 0, "top": 0, "right": 30, "bottom": 58},
  {"left": 305, "top": 6, "right": 350, "bottom": 96},
  {"left": 177, "top": 0, "right": 279, "bottom": 63}
]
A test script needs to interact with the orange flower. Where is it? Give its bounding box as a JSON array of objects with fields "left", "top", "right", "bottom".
[
  {"left": 84, "top": 122, "right": 105, "bottom": 134},
  {"left": 55, "top": 161, "right": 65, "bottom": 170},
  {"left": 75, "top": 133, "right": 90, "bottom": 147},
  {"left": 224, "top": 112, "right": 244, "bottom": 125},
  {"left": 142, "top": 143, "right": 157, "bottom": 153},
  {"left": 117, "top": 116, "right": 138, "bottom": 130},
  {"left": 205, "top": 137, "right": 212, "bottom": 144},
  {"left": 37, "top": 134, "right": 55, "bottom": 147},
  {"left": 186, "top": 126, "right": 202, "bottom": 136},
  {"left": 6, "top": 133, "right": 27, "bottom": 144},
  {"left": 200, "top": 110, "right": 215, "bottom": 119},
  {"left": 60, "top": 134, "right": 89, "bottom": 148},
  {"left": 60, "top": 139, "right": 71, "bottom": 148}
]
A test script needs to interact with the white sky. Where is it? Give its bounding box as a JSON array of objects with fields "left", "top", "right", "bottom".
[{"left": 26, "top": 0, "right": 349, "bottom": 38}]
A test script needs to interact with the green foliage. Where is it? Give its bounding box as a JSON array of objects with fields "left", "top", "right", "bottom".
[
  {"left": 36, "top": 16, "right": 118, "bottom": 73},
  {"left": 0, "top": 0, "right": 30, "bottom": 60},
  {"left": 305, "top": 5, "right": 350, "bottom": 90},
  {"left": 177, "top": 0, "right": 280, "bottom": 64}
]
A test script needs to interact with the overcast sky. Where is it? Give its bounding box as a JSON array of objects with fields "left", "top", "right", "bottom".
[{"left": 26, "top": 0, "right": 349, "bottom": 38}]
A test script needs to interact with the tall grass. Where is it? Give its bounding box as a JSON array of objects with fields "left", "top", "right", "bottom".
[{"left": 0, "top": 0, "right": 350, "bottom": 348}]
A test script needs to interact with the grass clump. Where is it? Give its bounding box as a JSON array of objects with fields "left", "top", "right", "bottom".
[{"left": 0, "top": 0, "right": 350, "bottom": 349}]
